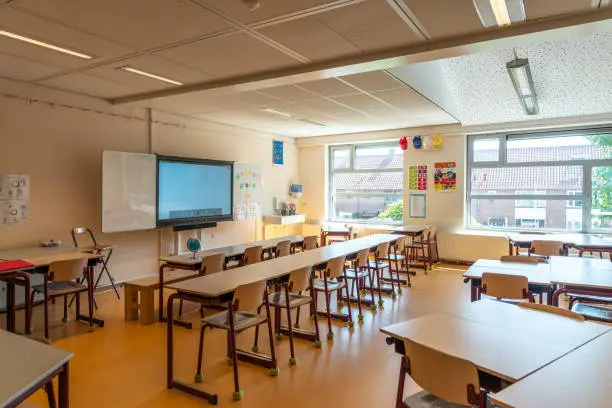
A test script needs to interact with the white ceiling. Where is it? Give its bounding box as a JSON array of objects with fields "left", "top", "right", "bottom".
[{"left": 0, "top": 0, "right": 607, "bottom": 137}]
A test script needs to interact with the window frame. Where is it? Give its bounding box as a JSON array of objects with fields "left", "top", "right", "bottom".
[
  {"left": 467, "top": 128, "right": 612, "bottom": 233},
  {"left": 328, "top": 143, "right": 403, "bottom": 224}
]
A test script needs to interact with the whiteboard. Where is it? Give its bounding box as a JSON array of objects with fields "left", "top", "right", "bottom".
[{"left": 102, "top": 151, "right": 157, "bottom": 233}]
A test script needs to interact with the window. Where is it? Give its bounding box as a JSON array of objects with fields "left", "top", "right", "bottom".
[
  {"left": 467, "top": 130, "right": 612, "bottom": 232},
  {"left": 329, "top": 144, "right": 403, "bottom": 223}
]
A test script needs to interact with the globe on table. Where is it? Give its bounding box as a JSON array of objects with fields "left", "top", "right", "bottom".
[{"left": 186, "top": 237, "right": 201, "bottom": 259}]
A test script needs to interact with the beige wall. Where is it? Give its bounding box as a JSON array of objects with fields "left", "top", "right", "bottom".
[{"left": 0, "top": 79, "right": 300, "bottom": 282}]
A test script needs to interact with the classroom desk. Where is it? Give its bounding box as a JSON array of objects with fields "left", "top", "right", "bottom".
[
  {"left": 0, "top": 246, "right": 102, "bottom": 338},
  {"left": 165, "top": 234, "right": 401, "bottom": 405},
  {"left": 320, "top": 226, "right": 351, "bottom": 246},
  {"left": 0, "top": 262, "right": 35, "bottom": 334},
  {"left": 381, "top": 300, "right": 609, "bottom": 384},
  {"left": 463, "top": 259, "right": 553, "bottom": 303},
  {"left": 506, "top": 233, "right": 612, "bottom": 256},
  {"left": 549, "top": 256, "right": 612, "bottom": 306},
  {"left": 491, "top": 330, "right": 612, "bottom": 408},
  {"left": 157, "top": 235, "right": 304, "bottom": 322},
  {"left": 386, "top": 225, "right": 429, "bottom": 237},
  {"left": 0, "top": 329, "right": 73, "bottom": 408}
]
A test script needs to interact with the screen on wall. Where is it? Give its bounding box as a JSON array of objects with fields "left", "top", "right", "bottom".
[{"left": 157, "top": 156, "right": 233, "bottom": 227}]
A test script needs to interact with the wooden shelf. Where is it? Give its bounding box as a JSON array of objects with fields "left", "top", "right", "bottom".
[{"left": 263, "top": 214, "right": 306, "bottom": 225}]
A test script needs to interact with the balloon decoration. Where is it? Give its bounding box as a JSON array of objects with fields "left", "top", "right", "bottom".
[
  {"left": 432, "top": 134, "right": 443, "bottom": 148},
  {"left": 412, "top": 135, "right": 423, "bottom": 149},
  {"left": 399, "top": 136, "right": 408, "bottom": 150}
]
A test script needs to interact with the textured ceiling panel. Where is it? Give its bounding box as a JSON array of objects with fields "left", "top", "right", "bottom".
[
  {"left": 0, "top": 51, "right": 65, "bottom": 80},
  {"left": 400, "top": 0, "right": 484, "bottom": 39},
  {"left": 199, "top": 0, "right": 340, "bottom": 24},
  {"left": 258, "top": 85, "right": 319, "bottom": 101},
  {"left": 439, "top": 32, "right": 612, "bottom": 125},
  {"left": 525, "top": 0, "right": 592, "bottom": 20},
  {"left": 40, "top": 72, "right": 144, "bottom": 98},
  {"left": 297, "top": 78, "right": 360, "bottom": 97},
  {"left": 340, "top": 70, "right": 405, "bottom": 92}
]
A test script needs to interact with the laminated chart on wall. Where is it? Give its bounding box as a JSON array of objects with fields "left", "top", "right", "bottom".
[
  {"left": 408, "top": 165, "right": 428, "bottom": 191},
  {"left": 0, "top": 174, "right": 29, "bottom": 225},
  {"left": 233, "top": 163, "right": 262, "bottom": 220},
  {"left": 434, "top": 162, "right": 457, "bottom": 192}
]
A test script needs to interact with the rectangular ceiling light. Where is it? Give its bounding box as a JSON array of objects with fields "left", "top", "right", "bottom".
[
  {"left": 119, "top": 66, "right": 183, "bottom": 86},
  {"left": 506, "top": 58, "right": 539, "bottom": 115},
  {"left": 0, "top": 29, "right": 93, "bottom": 59},
  {"left": 262, "top": 108, "right": 293, "bottom": 118},
  {"left": 473, "top": 0, "right": 525, "bottom": 27}
]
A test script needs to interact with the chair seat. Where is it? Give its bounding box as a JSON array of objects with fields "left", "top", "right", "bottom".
[
  {"left": 267, "top": 292, "right": 312, "bottom": 308},
  {"left": 33, "top": 281, "right": 87, "bottom": 296},
  {"left": 203, "top": 310, "right": 267, "bottom": 331},
  {"left": 313, "top": 278, "right": 346, "bottom": 291},
  {"left": 368, "top": 261, "right": 389, "bottom": 269},
  {"left": 388, "top": 254, "right": 406, "bottom": 261},
  {"left": 344, "top": 268, "right": 369, "bottom": 279},
  {"left": 568, "top": 294, "right": 612, "bottom": 304},
  {"left": 404, "top": 390, "right": 473, "bottom": 408},
  {"left": 571, "top": 303, "right": 612, "bottom": 322}
]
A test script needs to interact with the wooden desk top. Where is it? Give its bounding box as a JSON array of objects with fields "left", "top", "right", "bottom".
[
  {"left": 0, "top": 330, "right": 73, "bottom": 407},
  {"left": 159, "top": 235, "right": 304, "bottom": 265},
  {"left": 550, "top": 256, "right": 612, "bottom": 289},
  {"left": 0, "top": 246, "right": 100, "bottom": 267},
  {"left": 381, "top": 301, "right": 609, "bottom": 383},
  {"left": 492, "top": 331, "right": 612, "bottom": 408},
  {"left": 463, "top": 259, "right": 552, "bottom": 285},
  {"left": 507, "top": 233, "right": 612, "bottom": 248},
  {"left": 168, "top": 234, "right": 400, "bottom": 298},
  {"left": 388, "top": 225, "right": 429, "bottom": 234}
]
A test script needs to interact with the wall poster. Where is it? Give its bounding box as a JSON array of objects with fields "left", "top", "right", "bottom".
[
  {"left": 0, "top": 174, "right": 29, "bottom": 225},
  {"left": 408, "top": 165, "right": 428, "bottom": 191},
  {"left": 272, "top": 140, "right": 284, "bottom": 167},
  {"left": 233, "top": 163, "right": 262, "bottom": 220},
  {"left": 434, "top": 162, "right": 457, "bottom": 192}
]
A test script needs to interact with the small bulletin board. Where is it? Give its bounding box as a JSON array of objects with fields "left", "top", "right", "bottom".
[
  {"left": 0, "top": 174, "right": 29, "bottom": 225},
  {"left": 233, "top": 163, "right": 262, "bottom": 220},
  {"left": 409, "top": 193, "right": 426, "bottom": 218}
]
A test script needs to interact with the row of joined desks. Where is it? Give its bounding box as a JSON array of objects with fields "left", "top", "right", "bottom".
[
  {"left": 506, "top": 233, "right": 612, "bottom": 256},
  {"left": 463, "top": 256, "right": 612, "bottom": 304},
  {"left": 164, "top": 233, "right": 402, "bottom": 404}
]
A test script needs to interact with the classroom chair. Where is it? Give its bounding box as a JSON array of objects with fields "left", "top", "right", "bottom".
[
  {"left": 302, "top": 235, "right": 319, "bottom": 251},
  {"left": 517, "top": 302, "right": 585, "bottom": 321},
  {"left": 369, "top": 241, "right": 395, "bottom": 306},
  {"left": 267, "top": 267, "right": 322, "bottom": 364},
  {"left": 242, "top": 245, "right": 263, "bottom": 266},
  {"left": 397, "top": 340, "right": 489, "bottom": 408},
  {"left": 344, "top": 248, "right": 376, "bottom": 318},
  {"left": 389, "top": 236, "right": 412, "bottom": 289},
  {"left": 30, "top": 259, "right": 92, "bottom": 337},
  {"left": 72, "top": 226, "right": 119, "bottom": 300},
  {"left": 406, "top": 234, "right": 429, "bottom": 274},
  {"left": 178, "top": 253, "right": 227, "bottom": 319},
  {"left": 193, "top": 280, "right": 277, "bottom": 401},
  {"left": 275, "top": 240, "right": 291, "bottom": 258},
  {"left": 570, "top": 303, "right": 612, "bottom": 323},
  {"left": 499, "top": 255, "right": 540, "bottom": 264},
  {"left": 478, "top": 273, "right": 535, "bottom": 303},
  {"left": 530, "top": 240, "right": 563, "bottom": 258},
  {"left": 312, "top": 256, "right": 353, "bottom": 340}
]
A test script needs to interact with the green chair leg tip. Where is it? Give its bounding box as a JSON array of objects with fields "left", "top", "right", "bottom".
[
  {"left": 289, "top": 357, "right": 297, "bottom": 366},
  {"left": 348, "top": 321, "right": 354, "bottom": 328},
  {"left": 314, "top": 340, "right": 322, "bottom": 348},
  {"left": 369, "top": 305, "right": 377, "bottom": 311},
  {"left": 407, "top": 283, "right": 412, "bottom": 287},
  {"left": 357, "top": 314, "right": 364, "bottom": 321},
  {"left": 226, "top": 357, "right": 233, "bottom": 365},
  {"left": 62, "top": 317, "right": 70, "bottom": 323},
  {"left": 233, "top": 390, "right": 244, "bottom": 401},
  {"left": 377, "top": 300, "right": 384, "bottom": 306},
  {"left": 269, "top": 367, "right": 280, "bottom": 377},
  {"left": 327, "top": 332, "right": 335, "bottom": 340},
  {"left": 398, "top": 289, "right": 403, "bottom": 294},
  {"left": 337, "top": 301, "right": 344, "bottom": 307},
  {"left": 194, "top": 373, "right": 203, "bottom": 383},
  {"left": 274, "top": 333, "right": 284, "bottom": 340},
  {"left": 251, "top": 346, "right": 260, "bottom": 353}
]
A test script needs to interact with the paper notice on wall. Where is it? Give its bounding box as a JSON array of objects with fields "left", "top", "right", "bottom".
[
  {"left": 233, "top": 163, "right": 262, "bottom": 220},
  {"left": 0, "top": 174, "right": 29, "bottom": 225}
]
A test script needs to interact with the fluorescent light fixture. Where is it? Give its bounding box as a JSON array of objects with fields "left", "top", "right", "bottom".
[
  {"left": 473, "top": 0, "right": 525, "bottom": 27},
  {"left": 119, "top": 66, "right": 183, "bottom": 85},
  {"left": 506, "top": 57, "right": 539, "bottom": 115},
  {"left": 262, "top": 108, "right": 293, "bottom": 118},
  {"left": 0, "top": 29, "right": 93, "bottom": 59}
]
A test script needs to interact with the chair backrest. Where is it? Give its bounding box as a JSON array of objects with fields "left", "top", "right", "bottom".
[
  {"left": 531, "top": 240, "right": 563, "bottom": 256},
  {"left": 426, "top": 226, "right": 437, "bottom": 242},
  {"left": 233, "top": 280, "right": 266, "bottom": 312},
  {"left": 395, "top": 236, "right": 408, "bottom": 252},
  {"left": 405, "top": 340, "right": 481, "bottom": 406},
  {"left": 71, "top": 226, "right": 96, "bottom": 247},
  {"left": 482, "top": 272, "right": 529, "bottom": 300},
  {"left": 201, "top": 253, "right": 226, "bottom": 275},
  {"left": 302, "top": 236, "right": 318, "bottom": 251},
  {"left": 518, "top": 302, "right": 585, "bottom": 321},
  {"left": 325, "top": 256, "right": 346, "bottom": 279},
  {"left": 500, "top": 255, "right": 539, "bottom": 264},
  {"left": 243, "top": 245, "right": 263, "bottom": 265},
  {"left": 49, "top": 259, "right": 88, "bottom": 281},
  {"left": 354, "top": 248, "right": 370, "bottom": 268},
  {"left": 275, "top": 240, "right": 291, "bottom": 258},
  {"left": 289, "top": 267, "right": 312, "bottom": 293},
  {"left": 375, "top": 242, "right": 390, "bottom": 259}
]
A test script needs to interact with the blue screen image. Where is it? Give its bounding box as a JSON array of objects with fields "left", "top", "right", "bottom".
[{"left": 158, "top": 160, "right": 232, "bottom": 221}]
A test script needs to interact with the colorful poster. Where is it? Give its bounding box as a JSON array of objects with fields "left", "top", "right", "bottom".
[
  {"left": 272, "top": 140, "right": 284, "bottom": 167},
  {"left": 0, "top": 174, "right": 29, "bottom": 225},
  {"left": 233, "top": 163, "right": 262, "bottom": 220},
  {"left": 434, "top": 162, "right": 457, "bottom": 192},
  {"left": 408, "top": 165, "right": 427, "bottom": 191}
]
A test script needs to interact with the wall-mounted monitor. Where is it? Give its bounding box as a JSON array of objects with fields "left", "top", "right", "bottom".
[{"left": 156, "top": 156, "right": 233, "bottom": 228}]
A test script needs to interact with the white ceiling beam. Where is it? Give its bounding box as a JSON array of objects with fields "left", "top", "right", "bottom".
[{"left": 112, "top": 7, "right": 612, "bottom": 105}]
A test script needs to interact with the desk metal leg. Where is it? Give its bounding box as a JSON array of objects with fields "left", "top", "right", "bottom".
[
  {"left": 58, "top": 362, "right": 69, "bottom": 408},
  {"left": 6, "top": 280, "right": 15, "bottom": 332},
  {"left": 75, "top": 265, "right": 105, "bottom": 329},
  {"left": 93, "top": 249, "right": 120, "bottom": 300}
]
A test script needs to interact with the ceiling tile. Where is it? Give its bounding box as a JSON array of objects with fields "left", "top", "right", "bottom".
[
  {"left": 11, "top": 0, "right": 232, "bottom": 49},
  {"left": 145, "top": 92, "right": 253, "bottom": 115},
  {"left": 259, "top": 85, "right": 318, "bottom": 101},
  {"left": 297, "top": 97, "right": 362, "bottom": 115},
  {"left": 316, "top": 0, "right": 423, "bottom": 51},
  {"left": 525, "top": 0, "right": 592, "bottom": 20},
  {"left": 230, "top": 91, "right": 284, "bottom": 107},
  {"left": 297, "top": 78, "right": 360, "bottom": 97},
  {"left": 156, "top": 33, "right": 298, "bottom": 78},
  {"left": 39, "top": 72, "right": 144, "bottom": 98},
  {"left": 400, "top": 0, "right": 484, "bottom": 39},
  {"left": 330, "top": 93, "right": 391, "bottom": 111},
  {"left": 0, "top": 51, "right": 65, "bottom": 80},
  {"left": 340, "top": 70, "right": 406, "bottom": 92},
  {"left": 258, "top": 16, "right": 361, "bottom": 61},
  {"left": 199, "top": 0, "right": 340, "bottom": 24},
  {"left": 371, "top": 87, "right": 433, "bottom": 110}
]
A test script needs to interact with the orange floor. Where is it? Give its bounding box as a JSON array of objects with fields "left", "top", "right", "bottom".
[{"left": 5, "top": 265, "right": 471, "bottom": 408}]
